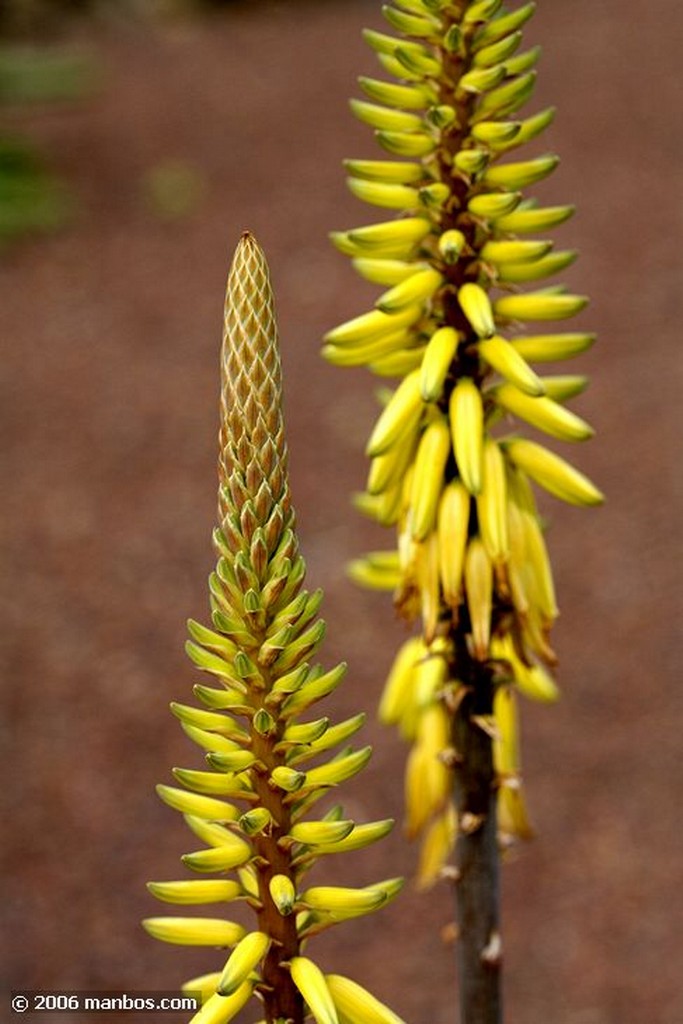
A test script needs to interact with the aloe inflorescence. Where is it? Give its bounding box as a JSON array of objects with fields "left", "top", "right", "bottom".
[
  {"left": 144, "top": 234, "right": 406, "bottom": 1024},
  {"left": 326, "top": 0, "right": 604, "bottom": 892}
]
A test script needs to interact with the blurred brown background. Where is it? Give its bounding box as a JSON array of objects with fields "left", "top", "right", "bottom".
[{"left": 1, "top": 1, "right": 681, "bottom": 1022}]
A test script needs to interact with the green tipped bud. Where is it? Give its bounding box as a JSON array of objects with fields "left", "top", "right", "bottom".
[
  {"left": 238, "top": 807, "right": 273, "bottom": 836},
  {"left": 269, "top": 874, "right": 296, "bottom": 915},
  {"left": 270, "top": 765, "right": 306, "bottom": 792},
  {"left": 438, "top": 229, "right": 466, "bottom": 263},
  {"left": 286, "top": 820, "right": 355, "bottom": 847},
  {"left": 252, "top": 708, "right": 276, "bottom": 736}
]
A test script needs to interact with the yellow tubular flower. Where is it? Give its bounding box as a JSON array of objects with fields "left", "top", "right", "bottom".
[
  {"left": 327, "top": 0, "right": 603, "bottom": 866},
  {"left": 145, "top": 235, "right": 404, "bottom": 1024}
]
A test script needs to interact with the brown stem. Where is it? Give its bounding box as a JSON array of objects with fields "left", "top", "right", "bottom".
[
  {"left": 249, "top": 687, "right": 304, "bottom": 1024},
  {"left": 451, "top": 648, "right": 501, "bottom": 1024}
]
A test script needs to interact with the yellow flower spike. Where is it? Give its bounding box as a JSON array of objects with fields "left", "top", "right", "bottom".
[
  {"left": 328, "top": 1, "right": 602, "bottom": 1004},
  {"left": 147, "top": 236, "right": 404, "bottom": 1024}
]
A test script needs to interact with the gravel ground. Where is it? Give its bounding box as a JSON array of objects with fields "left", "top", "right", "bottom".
[{"left": 1, "top": 2, "right": 682, "bottom": 1022}]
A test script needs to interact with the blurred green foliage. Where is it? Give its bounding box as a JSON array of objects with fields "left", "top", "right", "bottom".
[
  {"left": 143, "top": 158, "right": 206, "bottom": 222},
  {"left": 0, "top": 135, "right": 71, "bottom": 247},
  {"left": 0, "top": 48, "right": 94, "bottom": 248},
  {"left": 0, "top": 49, "right": 95, "bottom": 102}
]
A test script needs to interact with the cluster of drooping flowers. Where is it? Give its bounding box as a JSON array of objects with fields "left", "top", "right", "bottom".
[
  {"left": 325, "top": 0, "right": 604, "bottom": 885},
  {"left": 144, "top": 234, "right": 407, "bottom": 1024}
]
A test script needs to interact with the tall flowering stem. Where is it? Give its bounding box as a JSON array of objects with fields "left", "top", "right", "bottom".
[
  {"left": 326, "top": 2, "right": 604, "bottom": 1021},
  {"left": 144, "top": 234, "right": 407, "bottom": 1024}
]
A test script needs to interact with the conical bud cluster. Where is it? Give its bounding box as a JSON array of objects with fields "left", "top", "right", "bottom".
[
  {"left": 145, "top": 234, "right": 405, "bottom": 1024},
  {"left": 327, "top": 1, "right": 603, "bottom": 884}
]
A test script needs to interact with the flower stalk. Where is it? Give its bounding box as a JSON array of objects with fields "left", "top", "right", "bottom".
[
  {"left": 145, "top": 233, "right": 406, "bottom": 1024},
  {"left": 327, "top": 2, "right": 604, "bottom": 1020}
]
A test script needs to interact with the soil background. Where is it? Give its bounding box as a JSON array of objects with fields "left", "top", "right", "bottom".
[{"left": 1, "top": 2, "right": 681, "bottom": 1023}]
